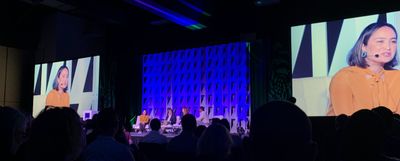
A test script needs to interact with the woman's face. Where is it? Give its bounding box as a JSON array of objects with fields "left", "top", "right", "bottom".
[
  {"left": 364, "top": 26, "right": 397, "bottom": 66},
  {"left": 168, "top": 110, "right": 172, "bottom": 115},
  {"left": 57, "top": 68, "right": 69, "bottom": 90},
  {"left": 182, "top": 108, "right": 188, "bottom": 114},
  {"left": 142, "top": 110, "right": 147, "bottom": 115}
]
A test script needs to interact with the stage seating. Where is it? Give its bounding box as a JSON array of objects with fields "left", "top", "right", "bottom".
[
  {"left": 133, "top": 117, "right": 150, "bottom": 132},
  {"left": 293, "top": 76, "right": 332, "bottom": 116}
]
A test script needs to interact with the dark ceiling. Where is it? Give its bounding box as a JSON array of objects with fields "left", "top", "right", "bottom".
[
  {"left": 6, "top": 0, "right": 259, "bottom": 33},
  {"left": 3, "top": 0, "right": 400, "bottom": 50}
]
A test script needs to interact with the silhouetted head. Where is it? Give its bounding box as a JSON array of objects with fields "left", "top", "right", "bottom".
[
  {"left": 181, "top": 114, "right": 197, "bottom": 132},
  {"left": 394, "top": 113, "right": 400, "bottom": 119},
  {"left": 341, "top": 109, "right": 386, "bottom": 161},
  {"left": 197, "top": 124, "right": 233, "bottom": 161},
  {"left": 95, "top": 108, "right": 119, "bottom": 136},
  {"left": 250, "top": 101, "right": 316, "bottom": 161},
  {"left": 288, "top": 96, "right": 297, "bottom": 104},
  {"left": 335, "top": 114, "right": 349, "bottom": 130},
  {"left": 372, "top": 106, "right": 393, "bottom": 132},
  {"left": 0, "top": 106, "right": 26, "bottom": 159},
  {"left": 150, "top": 118, "right": 161, "bottom": 131},
  {"left": 28, "top": 107, "right": 83, "bottom": 161},
  {"left": 211, "top": 118, "right": 221, "bottom": 125},
  {"left": 220, "top": 118, "right": 230, "bottom": 131},
  {"left": 195, "top": 125, "right": 207, "bottom": 138}
]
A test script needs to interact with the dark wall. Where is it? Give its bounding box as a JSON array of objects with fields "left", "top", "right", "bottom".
[
  {"left": 35, "top": 12, "right": 106, "bottom": 63},
  {"left": 0, "top": 46, "right": 33, "bottom": 114},
  {"left": 0, "top": 1, "right": 42, "bottom": 50},
  {"left": 0, "top": 3, "right": 107, "bottom": 114},
  {"left": 0, "top": 1, "right": 41, "bottom": 113}
]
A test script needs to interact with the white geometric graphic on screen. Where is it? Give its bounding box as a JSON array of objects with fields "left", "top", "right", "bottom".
[{"left": 291, "top": 25, "right": 305, "bottom": 72}]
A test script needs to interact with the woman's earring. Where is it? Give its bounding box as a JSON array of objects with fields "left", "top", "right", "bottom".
[{"left": 361, "top": 51, "right": 367, "bottom": 58}]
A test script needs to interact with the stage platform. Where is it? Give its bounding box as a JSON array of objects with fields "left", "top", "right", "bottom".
[{"left": 130, "top": 131, "right": 179, "bottom": 144}]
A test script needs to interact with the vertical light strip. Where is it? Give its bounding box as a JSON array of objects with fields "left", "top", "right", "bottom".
[
  {"left": 41, "top": 64, "right": 47, "bottom": 95},
  {"left": 34, "top": 64, "right": 40, "bottom": 92},
  {"left": 291, "top": 25, "right": 306, "bottom": 72},
  {"left": 66, "top": 60, "right": 72, "bottom": 92},
  {"left": 93, "top": 56, "right": 100, "bottom": 111},
  {"left": 311, "top": 22, "right": 328, "bottom": 77}
]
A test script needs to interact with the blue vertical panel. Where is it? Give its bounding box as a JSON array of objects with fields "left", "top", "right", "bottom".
[{"left": 142, "top": 42, "right": 250, "bottom": 121}]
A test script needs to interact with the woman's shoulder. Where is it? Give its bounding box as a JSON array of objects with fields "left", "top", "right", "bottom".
[
  {"left": 63, "top": 91, "right": 70, "bottom": 98},
  {"left": 330, "top": 66, "right": 365, "bottom": 82},
  {"left": 385, "top": 68, "right": 400, "bottom": 74},
  {"left": 333, "top": 66, "right": 358, "bottom": 76},
  {"left": 339, "top": 66, "right": 363, "bottom": 72},
  {"left": 384, "top": 68, "right": 400, "bottom": 80},
  {"left": 48, "top": 89, "right": 57, "bottom": 95}
]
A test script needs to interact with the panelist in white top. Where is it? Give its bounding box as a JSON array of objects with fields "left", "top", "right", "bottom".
[{"left": 197, "top": 106, "right": 209, "bottom": 125}]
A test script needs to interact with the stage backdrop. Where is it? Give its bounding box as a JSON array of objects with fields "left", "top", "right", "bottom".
[
  {"left": 291, "top": 11, "right": 400, "bottom": 116},
  {"left": 142, "top": 42, "right": 250, "bottom": 131}
]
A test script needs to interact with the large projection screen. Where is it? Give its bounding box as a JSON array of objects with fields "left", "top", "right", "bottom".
[
  {"left": 291, "top": 11, "right": 400, "bottom": 116},
  {"left": 33, "top": 56, "right": 100, "bottom": 117}
]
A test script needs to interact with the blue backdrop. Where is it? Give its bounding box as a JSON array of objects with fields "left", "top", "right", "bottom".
[{"left": 142, "top": 42, "right": 250, "bottom": 124}]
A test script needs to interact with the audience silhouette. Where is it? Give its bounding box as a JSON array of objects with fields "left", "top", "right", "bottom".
[
  {"left": 340, "top": 109, "right": 396, "bottom": 161},
  {"left": 250, "top": 101, "right": 317, "bottom": 161},
  {"left": 195, "top": 125, "right": 206, "bottom": 138},
  {"left": 0, "top": 106, "right": 27, "bottom": 161},
  {"left": 167, "top": 114, "right": 197, "bottom": 161},
  {"left": 24, "top": 107, "right": 84, "bottom": 161},
  {"left": 80, "top": 108, "right": 135, "bottom": 161},
  {"left": 9, "top": 98, "right": 400, "bottom": 161},
  {"left": 197, "top": 124, "right": 233, "bottom": 161},
  {"left": 142, "top": 118, "right": 168, "bottom": 144}
]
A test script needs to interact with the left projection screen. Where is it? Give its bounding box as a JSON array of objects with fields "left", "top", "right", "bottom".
[{"left": 33, "top": 56, "right": 100, "bottom": 117}]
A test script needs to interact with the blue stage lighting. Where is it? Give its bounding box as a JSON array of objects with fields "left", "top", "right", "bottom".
[{"left": 142, "top": 42, "right": 250, "bottom": 127}]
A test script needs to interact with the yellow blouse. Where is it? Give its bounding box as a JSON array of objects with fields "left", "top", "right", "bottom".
[
  {"left": 139, "top": 115, "right": 150, "bottom": 124},
  {"left": 45, "top": 89, "right": 70, "bottom": 107},
  {"left": 327, "top": 66, "right": 400, "bottom": 116}
]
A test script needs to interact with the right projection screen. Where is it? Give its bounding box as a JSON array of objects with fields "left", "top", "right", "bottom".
[{"left": 291, "top": 11, "right": 400, "bottom": 116}]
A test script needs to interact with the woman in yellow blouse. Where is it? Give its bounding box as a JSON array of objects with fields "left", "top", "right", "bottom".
[
  {"left": 45, "top": 66, "right": 70, "bottom": 108},
  {"left": 139, "top": 109, "right": 150, "bottom": 132},
  {"left": 328, "top": 22, "right": 400, "bottom": 116},
  {"left": 139, "top": 109, "right": 150, "bottom": 124}
]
